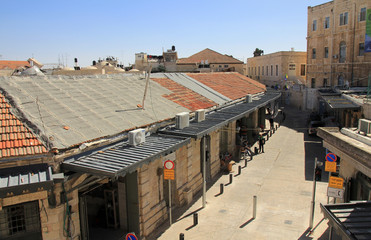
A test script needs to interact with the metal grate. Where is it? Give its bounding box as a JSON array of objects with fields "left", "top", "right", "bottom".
[{"left": 0, "top": 201, "right": 42, "bottom": 240}]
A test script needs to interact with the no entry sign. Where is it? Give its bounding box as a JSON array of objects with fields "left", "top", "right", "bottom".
[{"left": 164, "top": 160, "right": 175, "bottom": 180}]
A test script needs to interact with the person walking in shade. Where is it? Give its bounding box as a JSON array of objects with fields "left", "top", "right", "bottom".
[{"left": 258, "top": 133, "right": 265, "bottom": 153}]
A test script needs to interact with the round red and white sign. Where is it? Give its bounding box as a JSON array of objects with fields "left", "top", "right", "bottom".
[{"left": 164, "top": 160, "right": 175, "bottom": 170}]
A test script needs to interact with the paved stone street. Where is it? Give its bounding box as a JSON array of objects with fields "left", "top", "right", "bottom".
[{"left": 152, "top": 105, "right": 334, "bottom": 240}]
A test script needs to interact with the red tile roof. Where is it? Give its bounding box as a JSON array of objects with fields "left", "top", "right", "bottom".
[
  {"left": 152, "top": 78, "right": 217, "bottom": 111},
  {"left": 177, "top": 48, "right": 243, "bottom": 64},
  {"left": 186, "top": 72, "right": 266, "bottom": 100},
  {"left": 0, "top": 61, "right": 30, "bottom": 70},
  {"left": 0, "top": 94, "right": 48, "bottom": 158}
]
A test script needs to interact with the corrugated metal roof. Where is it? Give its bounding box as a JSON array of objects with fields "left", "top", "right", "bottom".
[
  {"left": 0, "top": 74, "right": 189, "bottom": 149},
  {"left": 0, "top": 164, "right": 53, "bottom": 198},
  {"left": 321, "top": 202, "right": 371, "bottom": 240},
  {"left": 152, "top": 73, "right": 231, "bottom": 105},
  {"left": 160, "top": 90, "right": 281, "bottom": 139},
  {"left": 321, "top": 95, "right": 360, "bottom": 109},
  {"left": 63, "top": 135, "right": 190, "bottom": 177}
]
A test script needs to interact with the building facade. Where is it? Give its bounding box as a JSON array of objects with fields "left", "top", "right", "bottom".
[
  {"left": 246, "top": 51, "right": 307, "bottom": 88},
  {"left": 307, "top": 0, "right": 371, "bottom": 89}
]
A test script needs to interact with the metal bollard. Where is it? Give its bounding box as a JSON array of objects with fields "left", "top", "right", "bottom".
[
  {"left": 180, "top": 233, "right": 184, "bottom": 240},
  {"left": 273, "top": 128, "right": 275, "bottom": 134},
  {"left": 270, "top": 130, "right": 272, "bottom": 137},
  {"left": 229, "top": 173, "right": 233, "bottom": 184},
  {"left": 193, "top": 213, "right": 198, "bottom": 226},
  {"left": 276, "top": 125, "right": 278, "bottom": 130},
  {"left": 245, "top": 158, "right": 248, "bottom": 167},
  {"left": 238, "top": 165, "right": 241, "bottom": 175},
  {"left": 267, "top": 134, "right": 269, "bottom": 141},
  {"left": 220, "top": 183, "right": 224, "bottom": 195},
  {"left": 253, "top": 195, "right": 257, "bottom": 219}
]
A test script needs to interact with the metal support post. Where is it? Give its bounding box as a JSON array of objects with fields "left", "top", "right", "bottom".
[
  {"left": 245, "top": 158, "right": 248, "bottom": 167},
  {"left": 309, "top": 157, "right": 318, "bottom": 229},
  {"left": 229, "top": 173, "right": 233, "bottom": 184},
  {"left": 202, "top": 137, "right": 206, "bottom": 208},
  {"left": 220, "top": 183, "right": 224, "bottom": 195},
  {"left": 193, "top": 213, "right": 198, "bottom": 226},
  {"left": 180, "top": 233, "right": 184, "bottom": 240},
  {"left": 238, "top": 165, "right": 241, "bottom": 175},
  {"left": 253, "top": 195, "right": 257, "bottom": 219},
  {"left": 169, "top": 179, "right": 172, "bottom": 225}
]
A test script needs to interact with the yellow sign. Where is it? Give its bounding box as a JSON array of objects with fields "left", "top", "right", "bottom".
[
  {"left": 325, "top": 161, "right": 337, "bottom": 172},
  {"left": 329, "top": 176, "right": 343, "bottom": 189},
  {"left": 164, "top": 169, "right": 175, "bottom": 180}
]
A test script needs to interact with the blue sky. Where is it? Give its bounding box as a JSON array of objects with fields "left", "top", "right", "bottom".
[{"left": 0, "top": 0, "right": 329, "bottom": 67}]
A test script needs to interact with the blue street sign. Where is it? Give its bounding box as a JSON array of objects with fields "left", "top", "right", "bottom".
[
  {"left": 326, "top": 153, "right": 337, "bottom": 162},
  {"left": 126, "top": 233, "right": 138, "bottom": 240}
]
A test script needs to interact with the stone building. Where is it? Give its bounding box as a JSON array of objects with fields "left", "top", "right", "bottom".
[
  {"left": 307, "top": 0, "right": 371, "bottom": 89},
  {"left": 245, "top": 51, "right": 307, "bottom": 88},
  {"left": 176, "top": 48, "right": 244, "bottom": 75},
  {"left": 135, "top": 46, "right": 178, "bottom": 72},
  {"left": 0, "top": 72, "right": 279, "bottom": 240}
]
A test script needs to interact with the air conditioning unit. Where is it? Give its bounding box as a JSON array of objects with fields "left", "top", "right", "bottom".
[
  {"left": 358, "top": 119, "right": 371, "bottom": 135},
  {"left": 176, "top": 112, "right": 189, "bottom": 129},
  {"left": 128, "top": 128, "right": 146, "bottom": 146},
  {"left": 195, "top": 109, "right": 206, "bottom": 122},
  {"left": 246, "top": 94, "right": 253, "bottom": 103}
]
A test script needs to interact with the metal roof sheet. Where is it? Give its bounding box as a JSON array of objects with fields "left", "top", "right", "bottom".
[
  {"left": 0, "top": 74, "right": 189, "bottom": 149},
  {"left": 321, "top": 202, "right": 371, "bottom": 240},
  {"left": 159, "top": 90, "right": 281, "bottom": 139},
  {"left": 0, "top": 164, "right": 53, "bottom": 198},
  {"left": 321, "top": 95, "right": 360, "bottom": 109},
  {"left": 63, "top": 135, "right": 190, "bottom": 177},
  {"left": 152, "top": 73, "right": 231, "bottom": 105}
]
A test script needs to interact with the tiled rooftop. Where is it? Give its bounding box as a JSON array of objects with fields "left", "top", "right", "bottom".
[
  {"left": 187, "top": 72, "right": 266, "bottom": 100},
  {"left": 177, "top": 48, "right": 243, "bottom": 64},
  {"left": 0, "top": 61, "right": 30, "bottom": 70},
  {"left": 0, "top": 94, "right": 47, "bottom": 158},
  {"left": 152, "top": 78, "right": 217, "bottom": 111}
]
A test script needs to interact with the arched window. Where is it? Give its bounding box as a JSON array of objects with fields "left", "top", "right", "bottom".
[{"left": 339, "top": 41, "right": 346, "bottom": 63}]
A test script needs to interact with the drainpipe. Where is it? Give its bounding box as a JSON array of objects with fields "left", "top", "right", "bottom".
[{"left": 202, "top": 136, "right": 206, "bottom": 208}]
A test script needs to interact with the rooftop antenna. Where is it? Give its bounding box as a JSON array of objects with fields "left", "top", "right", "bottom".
[{"left": 139, "top": 65, "right": 152, "bottom": 110}]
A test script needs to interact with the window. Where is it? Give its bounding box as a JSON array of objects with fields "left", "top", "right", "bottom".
[
  {"left": 248, "top": 67, "right": 250, "bottom": 75},
  {"left": 323, "top": 78, "right": 328, "bottom": 87},
  {"left": 224, "top": 65, "right": 228, "bottom": 68},
  {"left": 219, "top": 65, "right": 222, "bottom": 68},
  {"left": 340, "top": 12, "right": 348, "bottom": 26},
  {"left": 271, "top": 65, "right": 273, "bottom": 76},
  {"left": 258, "top": 66, "right": 260, "bottom": 76},
  {"left": 339, "top": 41, "right": 346, "bottom": 63},
  {"left": 266, "top": 66, "right": 268, "bottom": 76},
  {"left": 360, "top": 7, "right": 366, "bottom": 22},
  {"left": 262, "top": 66, "right": 264, "bottom": 75},
  {"left": 359, "top": 43, "right": 365, "bottom": 56},
  {"left": 312, "top": 48, "right": 316, "bottom": 59},
  {"left": 312, "top": 20, "right": 317, "bottom": 31},
  {"left": 324, "top": 47, "right": 329, "bottom": 58},
  {"left": 311, "top": 78, "right": 316, "bottom": 88},
  {"left": 0, "top": 201, "right": 41, "bottom": 239},
  {"left": 324, "top": 16, "right": 330, "bottom": 29},
  {"left": 275, "top": 65, "right": 278, "bottom": 76},
  {"left": 255, "top": 67, "right": 256, "bottom": 75},
  {"left": 300, "top": 64, "right": 306, "bottom": 76}
]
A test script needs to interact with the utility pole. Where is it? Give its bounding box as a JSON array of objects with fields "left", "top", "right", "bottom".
[{"left": 141, "top": 65, "right": 152, "bottom": 110}]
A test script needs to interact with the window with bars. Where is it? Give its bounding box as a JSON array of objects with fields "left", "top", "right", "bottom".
[
  {"left": 0, "top": 201, "right": 41, "bottom": 240},
  {"left": 324, "top": 16, "right": 330, "bottom": 29},
  {"left": 324, "top": 47, "right": 329, "bottom": 58},
  {"left": 340, "top": 12, "right": 348, "bottom": 26},
  {"left": 360, "top": 7, "right": 366, "bottom": 22}
]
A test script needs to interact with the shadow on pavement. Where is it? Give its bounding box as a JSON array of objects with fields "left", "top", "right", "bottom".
[{"left": 239, "top": 217, "right": 255, "bottom": 228}]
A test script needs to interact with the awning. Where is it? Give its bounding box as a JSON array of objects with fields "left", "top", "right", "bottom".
[
  {"left": 63, "top": 135, "right": 190, "bottom": 178},
  {"left": 0, "top": 164, "right": 54, "bottom": 198},
  {"left": 159, "top": 89, "right": 281, "bottom": 139},
  {"left": 321, "top": 95, "right": 360, "bottom": 109},
  {"left": 321, "top": 201, "right": 371, "bottom": 240}
]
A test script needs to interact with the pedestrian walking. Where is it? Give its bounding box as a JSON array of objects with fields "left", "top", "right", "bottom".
[
  {"left": 258, "top": 134, "right": 265, "bottom": 153},
  {"left": 269, "top": 116, "right": 274, "bottom": 129}
]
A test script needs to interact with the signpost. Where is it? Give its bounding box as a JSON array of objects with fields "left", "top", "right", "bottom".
[
  {"left": 327, "top": 187, "right": 344, "bottom": 199},
  {"left": 164, "top": 160, "right": 175, "bottom": 225},
  {"left": 329, "top": 176, "right": 344, "bottom": 189},
  {"left": 325, "top": 161, "right": 337, "bottom": 172}
]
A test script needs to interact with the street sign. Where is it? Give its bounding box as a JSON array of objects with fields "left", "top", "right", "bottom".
[
  {"left": 126, "top": 233, "right": 138, "bottom": 240},
  {"left": 164, "top": 160, "right": 175, "bottom": 180},
  {"left": 327, "top": 187, "right": 344, "bottom": 199},
  {"left": 325, "top": 153, "right": 337, "bottom": 162},
  {"left": 325, "top": 161, "right": 337, "bottom": 172},
  {"left": 328, "top": 176, "right": 344, "bottom": 189}
]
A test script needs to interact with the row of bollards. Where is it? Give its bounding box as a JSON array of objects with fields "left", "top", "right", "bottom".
[{"left": 179, "top": 196, "right": 258, "bottom": 239}]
